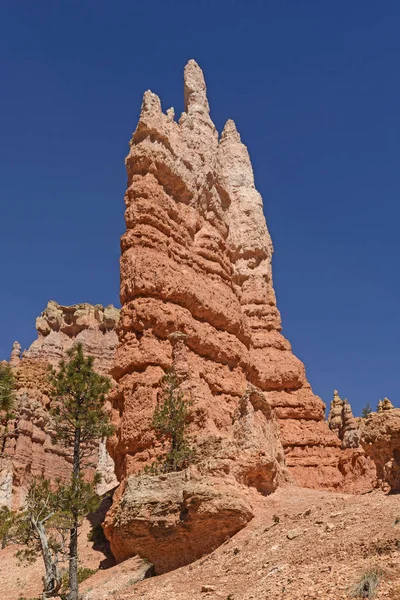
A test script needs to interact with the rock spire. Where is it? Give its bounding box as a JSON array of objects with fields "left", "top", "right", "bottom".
[
  {"left": 105, "top": 61, "right": 375, "bottom": 569},
  {"left": 108, "top": 60, "right": 368, "bottom": 494},
  {"left": 327, "top": 390, "right": 360, "bottom": 449}
]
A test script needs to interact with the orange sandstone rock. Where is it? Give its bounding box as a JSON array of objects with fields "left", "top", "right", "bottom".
[
  {"left": 104, "top": 470, "right": 254, "bottom": 574},
  {"left": 360, "top": 408, "right": 400, "bottom": 491},
  {"left": 108, "top": 60, "right": 355, "bottom": 499},
  {"left": 1, "top": 301, "right": 120, "bottom": 508},
  {"left": 105, "top": 61, "right": 376, "bottom": 568}
]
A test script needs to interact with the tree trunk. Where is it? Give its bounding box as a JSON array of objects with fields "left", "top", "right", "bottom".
[
  {"left": 68, "top": 427, "right": 81, "bottom": 600},
  {"left": 68, "top": 521, "right": 79, "bottom": 600},
  {"left": 34, "top": 519, "right": 61, "bottom": 599}
]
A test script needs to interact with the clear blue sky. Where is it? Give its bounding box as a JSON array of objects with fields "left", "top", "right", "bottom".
[{"left": 1, "top": 1, "right": 399, "bottom": 416}]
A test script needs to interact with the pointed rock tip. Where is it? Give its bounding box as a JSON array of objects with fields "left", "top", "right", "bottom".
[
  {"left": 184, "top": 59, "right": 209, "bottom": 113},
  {"left": 141, "top": 90, "right": 162, "bottom": 115},
  {"left": 221, "top": 119, "right": 241, "bottom": 142}
]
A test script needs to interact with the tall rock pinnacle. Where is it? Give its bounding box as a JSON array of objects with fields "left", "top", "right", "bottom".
[
  {"left": 184, "top": 59, "right": 210, "bottom": 114},
  {"left": 107, "top": 63, "right": 374, "bottom": 560}
]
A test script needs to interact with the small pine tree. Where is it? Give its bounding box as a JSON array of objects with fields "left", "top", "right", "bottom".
[
  {"left": 10, "top": 478, "right": 69, "bottom": 598},
  {"left": 0, "top": 505, "right": 17, "bottom": 549},
  {"left": 150, "top": 369, "right": 195, "bottom": 473},
  {"left": 0, "top": 363, "right": 16, "bottom": 453},
  {"left": 362, "top": 403, "right": 372, "bottom": 418},
  {"left": 0, "top": 363, "right": 15, "bottom": 416},
  {"left": 11, "top": 476, "right": 102, "bottom": 600},
  {"left": 49, "top": 343, "right": 113, "bottom": 600}
]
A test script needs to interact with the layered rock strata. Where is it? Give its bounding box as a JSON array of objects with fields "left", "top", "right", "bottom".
[
  {"left": 108, "top": 60, "right": 375, "bottom": 491},
  {"left": 105, "top": 60, "right": 378, "bottom": 569},
  {"left": 1, "top": 302, "right": 119, "bottom": 508},
  {"left": 106, "top": 58, "right": 375, "bottom": 566}
]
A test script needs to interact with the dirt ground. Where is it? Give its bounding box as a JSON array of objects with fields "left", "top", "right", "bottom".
[{"left": 2, "top": 486, "right": 400, "bottom": 600}]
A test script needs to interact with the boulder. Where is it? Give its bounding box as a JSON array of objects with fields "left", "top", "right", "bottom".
[{"left": 104, "top": 470, "right": 254, "bottom": 573}]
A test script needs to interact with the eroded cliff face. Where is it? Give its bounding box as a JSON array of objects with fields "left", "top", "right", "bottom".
[
  {"left": 1, "top": 302, "right": 119, "bottom": 508},
  {"left": 107, "top": 59, "right": 371, "bottom": 520}
]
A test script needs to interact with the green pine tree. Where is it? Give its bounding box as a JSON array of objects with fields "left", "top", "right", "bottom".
[
  {"left": 150, "top": 369, "right": 195, "bottom": 473},
  {"left": 8, "top": 476, "right": 102, "bottom": 600},
  {"left": 0, "top": 363, "right": 15, "bottom": 416},
  {"left": 49, "top": 343, "right": 113, "bottom": 600},
  {"left": 0, "top": 505, "right": 17, "bottom": 549},
  {"left": 12, "top": 478, "right": 67, "bottom": 598},
  {"left": 362, "top": 403, "right": 372, "bottom": 418},
  {"left": 0, "top": 363, "right": 16, "bottom": 452}
]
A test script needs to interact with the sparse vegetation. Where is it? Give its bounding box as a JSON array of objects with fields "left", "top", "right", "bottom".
[
  {"left": 0, "top": 505, "right": 18, "bottom": 549},
  {"left": 146, "top": 368, "right": 195, "bottom": 473},
  {"left": 48, "top": 343, "right": 113, "bottom": 600},
  {"left": 0, "top": 363, "right": 16, "bottom": 451},
  {"left": 361, "top": 403, "right": 372, "bottom": 418},
  {"left": 0, "top": 363, "right": 16, "bottom": 416},
  {"left": 350, "top": 568, "right": 381, "bottom": 598},
  {"left": 61, "top": 566, "right": 97, "bottom": 592},
  {"left": 87, "top": 522, "right": 107, "bottom": 545},
  {"left": 10, "top": 477, "right": 72, "bottom": 598}
]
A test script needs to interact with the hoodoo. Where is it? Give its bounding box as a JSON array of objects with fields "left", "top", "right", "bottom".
[{"left": 104, "top": 61, "right": 376, "bottom": 569}]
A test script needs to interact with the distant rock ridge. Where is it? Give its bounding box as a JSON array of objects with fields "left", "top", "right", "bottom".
[
  {"left": 24, "top": 300, "right": 120, "bottom": 375},
  {"left": 104, "top": 60, "right": 376, "bottom": 570},
  {"left": 1, "top": 301, "right": 120, "bottom": 509}
]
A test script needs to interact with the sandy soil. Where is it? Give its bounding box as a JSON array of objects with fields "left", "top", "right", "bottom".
[{"left": 2, "top": 486, "right": 400, "bottom": 600}]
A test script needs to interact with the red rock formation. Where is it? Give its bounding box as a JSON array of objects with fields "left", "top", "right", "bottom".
[
  {"left": 1, "top": 302, "right": 119, "bottom": 508},
  {"left": 105, "top": 60, "right": 378, "bottom": 570},
  {"left": 327, "top": 390, "right": 360, "bottom": 449},
  {"left": 108, "top": 60, "right": 358, "bottom": 497},
  {"left": 360, "top": 409, "right": 400, "bottom": 491}
]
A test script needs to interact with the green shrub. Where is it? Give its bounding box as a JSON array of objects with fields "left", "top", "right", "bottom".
[
  {"left": 61, "top": 567, "right": 97, "bottom": 592},
  {"left": 87, "top": 522, "right": 107, "bottom": 544},
  {"left": 361, "top": 403, "right": 372, "bottom": 418}
]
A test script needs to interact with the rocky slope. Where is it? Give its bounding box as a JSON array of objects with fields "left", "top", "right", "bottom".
[
  {"left": 0, "top": 301, "right": 119, "bottom": 509},
  {"left": 110, "top": 486, "right": 400, "bottom": 600},
  {"left": 3, "top": 486, "right": 400, "bottom": 600}
]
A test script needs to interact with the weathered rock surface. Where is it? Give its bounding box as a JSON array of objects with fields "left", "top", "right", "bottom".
[
  {"left": 377, "top": 397, "right": 395, "bottom": 412},
  {"left": 327, "top": 390, "right": 360, "bottom": 449},
  {"left": 1, "top": 302, "right": 120, "bottom": 508},
  {"left": 26, "top": 300, "right": 120, "bottom": 375},
  {"left": 360, "top": 408, "right": 400, "bottom": 491},
  {"left": 108, "top": 59, "right": 370, "bottom": 501},
  {"left": 104, "top": 470, "right": 254, "bottom": 573},
  {"left": 104, "top": 59, "right": 377, "bottom": 569}
]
